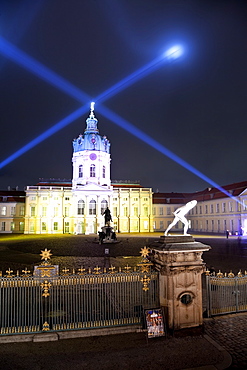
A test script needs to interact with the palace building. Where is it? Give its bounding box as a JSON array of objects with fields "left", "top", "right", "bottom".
[{"left": 0, "top": 105, "right": 247, "bottom": 236}]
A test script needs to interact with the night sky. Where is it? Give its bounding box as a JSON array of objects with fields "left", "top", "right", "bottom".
[{"left": 1, "top": 0, "right": 247, "bottom": 193}]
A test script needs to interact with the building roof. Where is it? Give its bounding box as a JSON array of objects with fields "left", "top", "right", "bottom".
[
  {"left": 153, "top": 181, "right": 247, "bottom": 205},
  {"left": 0, "top": 190, "right": 26, "bottom": 203}
]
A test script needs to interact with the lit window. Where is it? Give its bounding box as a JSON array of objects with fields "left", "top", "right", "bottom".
[
  {"left": 10, "top": 207, "right": 16, "bottom": 216},
  {"left": 11, "top": 222, "right": 15, "bottom": 231},
  {"left": 90, "top": 164, "right": 96, "bottom": 177},
  {"left": 79, "top": 165, "right": 83, "bottom": 178},
  {"left": 89, "top": 200, "right": 96, "bottom": 215},
  {"left": 101, "top": 200, "right": 108, "bottom": 215},
  {"left": 31, "top": 206, "right": 35, "bottom": 217},
  {"left": 65, "top": 222, "right": 69, "bottom": 233},
  {"left": 42, "top": 222, "right": 46, "bottom": 231},
  {"left": 113, "top": 207, "right": 117, "bottom": 217},
  {"left": 77, "top": 200, "right": 85, "bottom": 215},
  {"left": 19, "top": 206, "right": 25, "bottom": 216},
  {"left": 54, "top": 222, "right": 58, "bottom": 231},
  {"left": 64, "top": 206, "right": 69, "bottom": 217},
  {"left": 1, "top": 206, "right": 7, "bottom": 216},
  {"left": 42, "top": 207, "right": 47, "bottom": 217},
  {"left": 134, "top": 207, "right": 138, "bottom": 216},
  {"left": 19, "top": 222, "right": 24, "bottom": 231}
]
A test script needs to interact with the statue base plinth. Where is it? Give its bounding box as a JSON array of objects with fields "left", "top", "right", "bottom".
[{"left": 150, "top": 235, "right": 211, "bottom": 331}]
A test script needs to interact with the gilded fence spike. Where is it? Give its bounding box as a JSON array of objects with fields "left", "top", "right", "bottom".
[
  {"left": 216, "top": 270, "right": 223, "bottom": 278},
  {"left": 228, "top": 270, "right": 235, "bottom": 278},
  {"left": 78, "top": 266, "right": 86, "bottom": 275},
  {"left": 238, "top": 270, "right": 243, "bottom": 277}
]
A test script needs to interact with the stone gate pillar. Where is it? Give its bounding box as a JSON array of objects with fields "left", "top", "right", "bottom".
[{"left": 151, "top": 235, "right": 211, "bottom": 331}]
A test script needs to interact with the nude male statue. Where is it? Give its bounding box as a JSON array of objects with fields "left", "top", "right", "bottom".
[{"left": 164, "top": 200, "right": 197, "bottom": 236}]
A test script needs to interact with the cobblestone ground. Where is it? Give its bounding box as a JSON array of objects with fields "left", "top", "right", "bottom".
[{"left": 204, "top": 312, "right": 247, "bottom": 369}]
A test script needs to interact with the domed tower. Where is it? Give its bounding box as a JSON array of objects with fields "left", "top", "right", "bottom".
[
  {"left": 72, "top": 103, "right": 111, "bottom": 188},
  {"left": 71, "top": 103, "right": 113, "bottom": 234}
]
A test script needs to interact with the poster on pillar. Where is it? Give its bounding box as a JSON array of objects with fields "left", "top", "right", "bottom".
[{"left": 144, "top": 308, "right": 166, "bottom": 338}]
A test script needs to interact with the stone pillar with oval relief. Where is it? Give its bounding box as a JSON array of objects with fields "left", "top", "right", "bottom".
[{"left": 151, "top": 235, "right": 211, "bottom": 331}]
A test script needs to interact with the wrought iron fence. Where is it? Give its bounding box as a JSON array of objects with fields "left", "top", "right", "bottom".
[
  {"left": 206, "top": 269, "right": 247, "bottom": 317},
  {"left": 0, "top": 248, "right": 159, "bottom": 335}
]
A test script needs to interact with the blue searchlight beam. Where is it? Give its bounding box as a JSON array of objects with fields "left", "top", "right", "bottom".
[{"left": 0, "top": 38, "right": 238, "bottom": 202}]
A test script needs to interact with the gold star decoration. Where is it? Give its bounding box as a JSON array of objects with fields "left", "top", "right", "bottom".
[
  {"left": 40, "top": 249, "right": 52, "bottom": 262},
  {"left": 140, "top": 246, "right": 150, "bottom": 259}
]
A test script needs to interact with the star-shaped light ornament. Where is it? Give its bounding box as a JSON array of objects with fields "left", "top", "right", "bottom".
[
  {"left": 40, "top": 249, "right": 52, "bottom": 264},
  {"left": 140, "top": 246, "right": 150, "bottom": 260}
]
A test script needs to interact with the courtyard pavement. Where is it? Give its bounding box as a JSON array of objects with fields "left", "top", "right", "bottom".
[{"left": 1, "top": 313, "right": 247, "bottom": 369}]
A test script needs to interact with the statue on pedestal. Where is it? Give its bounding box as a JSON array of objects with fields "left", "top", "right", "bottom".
[{"left": 164, "top": 200, "right": 197, "bottom": 236}]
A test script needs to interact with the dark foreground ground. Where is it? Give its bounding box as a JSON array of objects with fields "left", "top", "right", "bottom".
[{"left": 0, "top": 233, "right": 247, "bottom": 369}]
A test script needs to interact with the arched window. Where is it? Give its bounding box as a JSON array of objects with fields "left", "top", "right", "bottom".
[
  {"left": 78, "top": 165, "right": 83, "bottom": 178},
  {"left": 77, "top": 200, "right": 85, "bottom": 215},
  {"left": 101, "top": 199, "right": 108, "bottom": 214},
  {"left": 102, "top": 165, "right": 106, "bottom": 178},
  {"left": 89, "top": 199, "right": 96, "bottom": 215},
  {"left": 90, "top": 164, "right": 96, "bottom": 177}
]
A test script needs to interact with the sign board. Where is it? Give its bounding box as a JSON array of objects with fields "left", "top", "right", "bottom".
[{"left": 144, "top": 308, "right": 166, "bottom": 338}]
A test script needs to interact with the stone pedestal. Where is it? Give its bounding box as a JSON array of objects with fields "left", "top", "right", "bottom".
[{"left": 151, "top": 235, "right": 211, "bottom": 331}]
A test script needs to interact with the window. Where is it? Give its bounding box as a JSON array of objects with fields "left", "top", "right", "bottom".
[
  {"left": 144, "top": 207, "right": 148, "bottom": 217},
  {"left": 159, "top": 207, "right": 164, "bottom": 215},
  {"left": 124, "top": 207, "right": 128, "bottom": 217},
  {"left": 153, "top": 207, "right": 156, "bottom": 216},
  {"left": 199, "top": 206, "right": 202, "bottom": 214},
  {"left": 1, "top": 206, "right": 7, "bottom": 216},
  {"left": 19, "top": 222, "right": 24, "bottom": 232},
  {"left": 160, "top": 221, "right": 164, "bottom": 229},
  {"left": 79, "top": 165, "right": 83, "bottom": 178},
  {"left": 89, "top": 200, "right": 96, "bottom": 215},
  {"left": 134, "top": 207, "right": 138, "bottom": 217},
  {"left": 143, "top": 220, "right": 148, "bottom": 230},
  {"left": 11, "top": 222, "right": 15, "bottom": 231},
  {"left": 218, "top": 220, "right": 220, "bottom": 232},
  {"left": 65, "top": 197, "right": 70, "bottom": 201},
  {"left": 133, "top": 198, "right": 138, "bottom": 201},
  {"left": 42, "top": 207, "right": 47, "bottom": 217},
  {"left": 43, "top": 197, "right": 47, "bottom": 201},
  {"left": 31, "top": 196, "right": 36, "bottom": 201},
  {"left": 210, "top": 204, "right": 214, "bottom": 214},
  {"left": 54, "top": 207, "right": 58, "bottom": 217},
  {"left": 102, "top": 165, "right": 106, "bottom": 178},
  {"left": 54, "top": 222, "right": 58, "bottom": 231},
  {"left": 77, "top": 200, "right": 85, "bottom": 215},
  {"left": 42, "top": 222, "right": 47, "bottom": 231},
  {"left": 1, "top": 222, "right": 5, "bottom": 231},
  {"left": 31, "top": 206, "right": 35, "bottom": 217},
  {"left": 10, "top": 206, "right": 16, "bottom": 216},
  {"left": 167, "top": 207, "right": 171, "bottom": 216},
  {"left": 19, "top": 206, "right": 25, "bottom": 216},
  {"left": 143, "top": 198, "right": 148, "bottom": 201},
  {"left": 90, "top": 164, "right": 96, "bottom": 177},
  {"left": 113, "top": 207, "right": 117, "bottom": 217},
  {"left": 216, "top": 204, "right": 219, "bottom": 213},
  {"left": 205, "top": 205, "right": 208, "bottom": 214},
  {"left": 222, "top": 203, "right": 226, "bottom": 213},
  {"left": 64, "top": 206, "right": 69, "bottom": 217},
  {"left": 229, "top": 202, "right": 233, "bottom": 212},
  {"left": 30, "top": 222, "right": 34, "bottom": 232},
  {"left": 212, "top": 220, "right": 214, "bottom": 231},
  {"left": 65, "top": 222, "right": 70, "bottom": 233},
  {"left": 113, "top": 197, "right": 118, "bottom": 202},
  {"left": 101, "top": 200, "right": 108, "bottom": 214}
]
